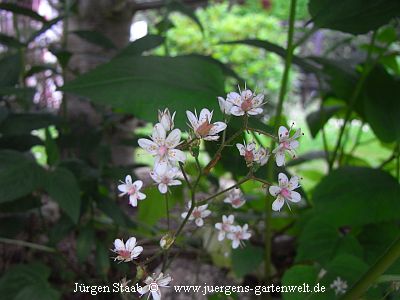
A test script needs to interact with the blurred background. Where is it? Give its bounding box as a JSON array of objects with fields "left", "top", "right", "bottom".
[{"left": 0, "top": 0, "right": 399, "bottom": 299}]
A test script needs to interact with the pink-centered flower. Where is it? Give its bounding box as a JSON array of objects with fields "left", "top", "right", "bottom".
[
  {"left": 226, "top": 89, "right": 265, "bottom": 116},
  {"left": 150, "top": 166, "right": 182, "bottom": 194},
  {"left": 273, "top": 125, "right": 301, "bottom": 166},
  {"left": 181, "top": 203, "right": 211, "bottom": 227},
  {"left": 118, "top": 175, "right": 146, "bottom": 207},
  {"left": 269, "top": 173, "right": 301, "bottom": 211},
  {"left": 138, "top": 123, "right": 186, "bottom": 171},
  {"left": 236, "top": 141, "right": 270, "bottom": 167},
  {"left": 112, "top": 237, "right": 143, "bottom": 262},
  {"left": 158, "top": 108, "right": 175, "bottom": 132},
  {"left": 227, "top": 224, "right": 251, "bottom": 249},
  {"left": 223, "top": 189, "right": 246, "bottom": 208},
  {"left": 330, "top": 277, "right": 348, "bottom": 295},
  {"left": 139, "top": 272, "right": 172, "bottom": 300},
  {"left": 186, "top": 108, "right": 227, "bottom": 141},
  {"left": 215, "top": 215, "right": 235, "bottom": 241}
]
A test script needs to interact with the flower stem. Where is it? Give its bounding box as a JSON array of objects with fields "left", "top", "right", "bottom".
[
  {"left": 342, "top": 235, "right": 400, "bottom": 300},
  {"left": 265, "top": 0, "right": 297, "bottom": 288},
  {"left": 165, "top": 192, "right": 170, "bottom": 230},
  {"left": 0, "top": 237, "right": 56, "bottom": 253},
  {"left": 246, "top": 127, "right": 277, "bottom": 140}
]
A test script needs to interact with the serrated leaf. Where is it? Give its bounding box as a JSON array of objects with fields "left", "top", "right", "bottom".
[
  {"left": 45, "top": 167, "right": 81, "bottom": 223},
  {"left": 60, "top": 55, "right": 225, "bottom": 128}
]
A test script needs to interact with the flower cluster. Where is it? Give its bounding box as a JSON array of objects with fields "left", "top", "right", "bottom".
[
  {"left": 215, "top": 215, "right": 251, "bottom": 249},
  {"left": 330, "top": 277, "right": 348, "bottom": 295},
  {"left": 236, "top": 140, "right": 270, "bottom": 167}
]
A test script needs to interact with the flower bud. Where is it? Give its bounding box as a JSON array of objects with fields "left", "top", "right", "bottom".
[
  {"left": 158, "top": 108, "right": 175, "bottom": 132},
  {"left": 160, "top": 233, "right": 175, "bottom": 250},
  {"left": 136, "top": 265, "right": 146, "bottom": 280}
]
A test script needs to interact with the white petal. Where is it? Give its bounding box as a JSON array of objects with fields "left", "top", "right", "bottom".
[
  {"left": 157, "top": 274, "right": 172, "bottom": 287},
  {"left": 275, "top": 151, "right": 286, "bottom": 166},
  {"left": 137, "top": 192, "right": 146, "bottom": 200},
  {"left": 218, "top": 231, "right": 225, "bottom": 241},
  {"left": 168, "top": 149, "right": 186, "bottom": 162},
  {"left": 114, "top": 239, "right": 125, "bottom": 251},
  {"left": 204, "top": 135, "right": 220, "bottom": 141},
  {"left": 292, "top": 128, "right": 302, "bottom": 139},
  {"left": 201, "top": 210, "right": 211, "bottom": 218},
  {"left": 199, "top": 108, "right": 212, "bottom": 123},
  {"left": 186, "top": 110, "right": 198, "bottom": 129},
  {"left": 158, "top": 183, "right": 168, "bottom": 194},
  {"left": 168, "top": 179, "right": 181, "bottom": 186},
  {"left": 209, "top": 122, "right": 227, "bottom": 135},
  {"left": 236, "top": 143, "right": 245, "bottom": 155},
  {"left": 133, "top": 180, "right": 143, "bottom": 191},
  {"left": 289, "top": 176, "right": 299, "bottom": 190},
  {"left": 227, "top": 215, "right": 234, "bottom": 223},
  {"left": 215, "top": 223, "right": 222, "bottom": 230},
  {"left": 125, "top": 175, "right": 132, "bottom": 184},
  {"left": 252, "top": 93, "right": 264, "bottom": 106},
  {"left": 278, "top": 126, "right": 289, "bottom": 141},
  {"left": 289, "top": 191, "right": 301, "bottom": 203},
  {"left": 125, "top": 237, "right": 137, "bottom": 251},
  {"left": 138, "top": 285, "right": 150, "bottom": 295},
  {"left": 151, "top": 290, "right": 161, "bottom": 300},
  {"left": 131, "top": 246, "right": 143, "bottom": 258},
  {"left": 289, "top": 140, "right": 299, "bottom": 149},
  {"left": 138, "top": 138, "right": 158, "bottom": 155},
  {"left": 150, "top": 171, "right": 160, "bottom": 183},
  {"left": 278, "top": 173, "right": 289, "bottom": 186},
  {"left": 269, "top": 185, "right": 281, "bottom": 196},
  {"left": 198, "top": 204, "right": 208, "bottom": 211},
  {"left": 195, "top": 218, "right": 204, "bottom": 227},
  {"left": 226, "top": 92, "right": 241, "bottom": 106},
  {"left": 152, "top": 123, "right": 166, "bottom": 144},
  {"left": 230, "top": 106, "right": 245, "bottom": 116},
  {"left": 165, "top": 128, "right": 181, "bottom": 148},
  {"left": 232, "top": 239, "right": 240, "bottom": 249},
  {"left": 118, "top": 184, "right": 127, "bottom": 193},
  {"left": 241, "top": 89, "right": 253, "bottom": 100},
  {"left": 247, "top": 108, "right": 263, "bottom": 115},
  {"left": 272, "top": 197, "right": 285, "bottom": 211},
  {"left": 181, "top": 212, "right": 188, "bottom": 219},
  {"left": 129, "top": 196, "right": 138, "bottom": 207},
  {"left": 247, "top": 141, "right": 256, "bottom": 151}
]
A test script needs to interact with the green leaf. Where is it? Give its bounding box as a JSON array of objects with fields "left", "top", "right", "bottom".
[
  {"left": 24, "top": 65, "right": 58, "bottom": 78},
  {"left": 116, "top": 34, "right": 164, "bottom": 58},
  {"left": 96, "top": 240, "right": 110, "bottom": 276},
  {"left": 76, "top": 225, "right": 95, "bottom": 263},
  {"left": 0, "top": 263, "right": 60, "bottom": 300},
  {"left": 0, "top": 150, "right": 44, "bottom": 203},
  {"left": 313, "top": 167, "right": 400, "bottom": 227},
  {"left": 222, "top": 39, "right": 321, "bottom": 74},
  {"left": 296, "top": 217, "right": 363, "bottom": 265},
  {"left": 0, "top": 113, "right": 58, "bottom": 136},
  {"left": 281, "top": 265, "right": 319, "bottom": 300},
  {"left": 97, "top": 197, "right": 135, "bottom": 228},
  {"left": 45, "top": 127, "right": 60, "bottom": 166},
  {"left": 137, "top": 187, "right": 172, "bottom": 228},
  {"left": 0, "top": 53, "right": 22, "bottom": 87},
  {"left": 324, "top": 254, "right": 369, "bottom": 286},
  {"left": 45, "top": 167, "right": 81, "bottom": 223},
  {"left": 60, "top": 55, "right": 225, "bottom": 127},
  {"left": 306, "top": 105, "right": 344, "bottom": 137},
  {"left": 0, "top": 3, "right": 46, "bottom": 23},
  {"left": 308, "top": 0, "right": 400, "bottom": 34},
  {"left": 0, "top": 87, "right": 35, "bottom": 100},
  {"left": 363, "top": 66, "right": 400, "bottom": 143},
  {"left": 0, "top": 33, "right": 26, "bottom": 48},
  {"left": 167, "top": 0, "right": 203, "bottom": 32},
  {"left": 72, "top": 30, "right": 116, "bottom": 49},
  {"left": 231, "top": 244, "right": 263, "bottom": 277},
  {"left": 0, "top": 134, "right": 43, "bottom": 151}
]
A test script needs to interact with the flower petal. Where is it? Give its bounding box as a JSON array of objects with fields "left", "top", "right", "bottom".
[
  {"left": 236, "top": 143, "right": 245, "bottom": 155},
  {"left": 272, "top": 197, "right": 285, "bottom": 211},
  {"left": 125, "top": 175, "right": 132, "bottom": 184},
  {"left": 289, "top": 191, "right": 301, "bottom": 203},
  {"left": 138, "top": 138, "right": 158, "bottom": 155},
  {"left": 129, "top": 196, "right": 138, "bottom": 207},
  {"left": 125, "top": 237, "right": 137, "bottom": 251},
  {"left": 152, "top": 123, "right": 166, "bottom": 145},
  {"left": 230, "top": 106, "right": 245, "bottom": 116},
  {"left": 218, "top": 231, "right": 225, "bottom": 241},
  {"left": 118, "top": 184, "right": 127, "bottom": 193},
  {"left": 278, "top": 126, "right": 289, "bottom": 141},
  {"left": 269, "top": 185, "right": 281, "bottom": 196},
  {"left": 157, "top": 274, "right": 172, "bottom": 287},
  {"left": 158, "top": 183, "right": 168, "bottom": 194},
  {"left": 165, "top": 128, "right": 181, "bottom": 148},
  {"left": 138, "top": 285, "right": 150, "bottom": 295},
  {"left": 232, "top": 239, "right": 240, "bottom": 249},
  {"left": 209, "top": 122, "right": 227, "bottom": 135},
  {"left": 151, "top": 290, "right": 161, "bottom": 300},
  {"left": 289, "top": 176, "right": 299, "bottom": 190},
  {"left": 247, "top": 108, "right": 263, "bottom": 115},
  {"left": 278, "top": 173, "right": 289, "bottom": 186},
  {"left": 169, "top": 179, "right": 181, "bottom": 186},
  {"left": 131, "top": 246, "right": 143, "bottom": 258},
  {"left": 252, "top": 93, "right": 264, "bottom": 106},
  {"left": 289, "top": 140, "right": 299, "bottom": 149},
  {"left": 275, "top": 150, "right": 286, "bottom": 166},
  {"left": 195, "top": 218, "right": 204, "bottom": 227},
  {"left": 199, "top": 108, "right": 213, "bottom": 123},
  {"left": 114, "top": 239, "right": 125, "bottom": 251},
  {"left": 186, "top": 110, "right": 198, "bottom": 129},
  {"left": 227, "top": 92, "right": 241, "bottom": 105},
  {"left": 133, "top": 180, "right": 143, "bottom": 191},
  {"left": 204, "top": 135, "right": 220, "bottom": 141},
  {"left": 168, "top": 149, "right": 186, "bottom": 162},
  {"left": 137, "top": 192, "right": 146, "bottom": 200}
]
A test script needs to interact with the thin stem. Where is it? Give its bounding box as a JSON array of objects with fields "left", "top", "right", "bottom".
[
  {"left": 342, "top": 235, "right": 400, "bottom": 300},
  {"left": 246, "top": 127, "right": 277, "bottom": 139},
  {"left": 328, "top": 31, "right": 377, "bottom": 169},
  {"left": 179, "top": 162, "right": 192, "bottom": 190},
  {"left": 0, "top": 237, "right": 56, "bottom": 253},
  {"left": 396, "top": 143, "right": 400, "bottom": 182},
  {"left": 265, "top": 0, "right": 297, "bottom": 288},
  {"left": 165, "top": 192, "right": 170, "bottom": 230}
]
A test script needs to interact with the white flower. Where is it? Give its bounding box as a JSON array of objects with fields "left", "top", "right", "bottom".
[
  {"left": 227, "top": 224, "right": 251, "bottom": 249},
  {"left": 269, "top": 173, "right": 301, "bottom": 211},
  {"left": 118, "top": 175, "right": 146, "bottom": 207},
  {"left": 139, "top": 272, "right": 172, "bottom": 300},
  {"left": 158, "top": 108, "right": 175, "bottom": 132},
  {"left": 138, "top": 123, "right": 186, "bottom": 171},
  {"left": 215, "top": 215, "right": 235, "bottom": 241},
  {"left": 186, "top": 108, "right": 227, "bottom": 141},
  {"left": 236, "top": 141, "right": 270, "bottom": 166},
  {"left": 330, "top": 277, "right": 348, "bottom": 295},
  {"left": 181, "top": 203, "right": 211, "bottom": 227},
  {"left": 112, "top": 237, "right": 143, "bottom": 262},
  {"left": 226, "top": 89, "right": 265, "bottom": 116},
  {"left": 217, "top": 96, "right": 233, "bottom": 115},
  {"left": 273, "top": 125, "right": 301, "bottom": 166},
  {"left": 223, "top": 189, "right": 246, "bottom": 208},
  {"left": 150, "top": 166, "right": 182, "bottom": 194}
]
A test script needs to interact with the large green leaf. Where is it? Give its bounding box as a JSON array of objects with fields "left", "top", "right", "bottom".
[
  {"left": 72, "top": 30, "right": 116, "bottom": 49},
  {"left": 0, "top": 263, "right": 60, "bottom": 300},
  {"left": 306, "top": 104, "right": 344, "bottom": 137},
  {"left": 0, "top": 150, "right": 45, "bottom": 203},
  {"left": 363, "top": 66, "right": 400, "bottom": 143},
  {"left": 281, "top": 265, "right": 319, "bottom": 300},
  {"left": 231, "top": 244, "right": 264, "bottom": 278},
  {"left": 116, "top": 35, "right": 164, "bottom": 58},
  {"left": 60, "top": 55, "right": 225, "bottom": 127},
  {"left": 0, "top": 54, "right": 22, "bottom": 87},
  {"left": 296, "top": 217, "right": 363, "bottom": 265},
  {"left": 0, "top": 113, "right": 58, "bottom": 136},
  {"left": 167, "top": 0, "right": 203, "bottom": 32},
  {"left": 45, "top": 167, "right": 81, "bottom": 223},
  {"left": 308, "top": 0, "right": 400, "bottom": 34},
  {"left": 313, "top": 167, "right": 400, "bottom": 227},
  {"left": 0, "top": 33, "right": 26, "bottom": 48}
]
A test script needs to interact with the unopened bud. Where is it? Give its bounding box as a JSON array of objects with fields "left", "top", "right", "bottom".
[{"left": 160, "top": 233, "right": 175, "bottom": 250}]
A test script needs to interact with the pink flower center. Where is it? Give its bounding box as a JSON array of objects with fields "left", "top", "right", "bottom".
[
  {"left": 192, "top": 210, "right": 201, "bottom": 218},
  {"left": 162, "top": 177, "right": 170, "bottom": 184},
  {"left": 196, "top": 120, "right": 214, "bottom": 137},
  {"left": 280, "top": 188, "right": 291, "bottom": 199},
  {"left": 241, "top": 99, "right": 253, "bottom": 111},
  {"left": 222, "top": 223, "right": 230, "bottom": 231},
  {"left": 128, "top": 186, "right": 137, "bottom": 195},
  {"left": 118, "top": 250, "right": 131, "bottom": 259},
  {"left": 244, "top": 150, "right": 254, "bottom": 162},
  {"left": 158, "top": 145, "right": 168, "bottom": 156},
  {"left": 282, "top": 141, "right": 290, "bottom": 149},
  {"left": 232, "top": 198, "right": 243, "bottom": 206}
]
